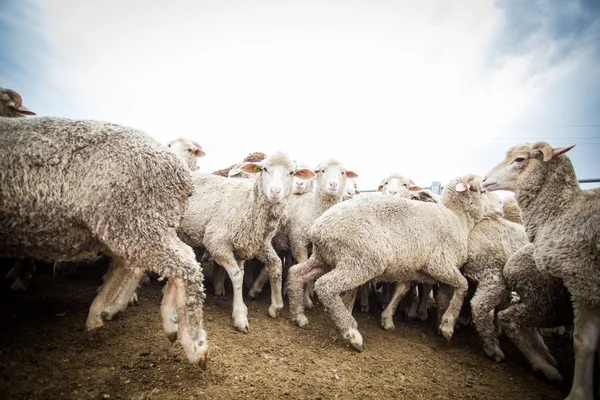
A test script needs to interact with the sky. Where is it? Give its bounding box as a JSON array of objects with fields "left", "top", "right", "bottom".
[{"left": 1, "top": 0, "right": 599, "bottom": 193}]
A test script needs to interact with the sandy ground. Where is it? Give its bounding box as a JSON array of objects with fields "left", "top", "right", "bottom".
[{"left": 0, "top": 260, "right": 576, "bottom": 400}]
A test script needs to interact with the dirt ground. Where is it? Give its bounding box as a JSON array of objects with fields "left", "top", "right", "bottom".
[{"left": 0, "top": 261, "right": 575, "bottom": 400}]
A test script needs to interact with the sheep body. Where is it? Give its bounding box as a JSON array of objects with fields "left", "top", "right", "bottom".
[
  {"left": 0, "top": 116, "right": 208, "bottom": 366},
  {"left": 287, "top": 175, "right": 483, "bottom": 350}
]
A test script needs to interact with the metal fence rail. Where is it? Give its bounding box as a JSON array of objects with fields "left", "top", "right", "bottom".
[{"left": 360, "top": 178, "right": 600, "bottom": 194}]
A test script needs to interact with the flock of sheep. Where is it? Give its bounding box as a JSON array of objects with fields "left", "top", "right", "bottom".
[{"left": 0, "top": 86, "right": 598, "bottom": 400}]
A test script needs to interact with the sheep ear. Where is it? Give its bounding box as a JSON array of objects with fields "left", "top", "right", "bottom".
[
  {"left": 11, "top": 104, "right": 36, "bottom": 115},
  {"left": 240, "top": 162, "right": 262, "bottom": 174},
  {"left": 228, "top": 167, "right": 243, "bottom": 177},
  {"left": 552, "top": 144, "right": 575, "bottom": 159},
  {"left": 455, "top": 182, "right": 468, "bottom": 192},
  {"left": 294, "top": 168, "right": 316, "bottom": 180},
  {"left": 346, "top": 170, "right": 358, "bottom": 179},
  {"left": 194, "top": 147, "right": 205, "bottom": 157},
  {"left": 377, "top": 184, "right": 384, "bottom": 192},
  {"left": 409, "top": 184, "right": 422, "bottom": 192}
]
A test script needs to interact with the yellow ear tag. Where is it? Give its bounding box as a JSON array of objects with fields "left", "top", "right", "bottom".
[{"left": 253, "top": 166, "right": 261, "bottom": 172}]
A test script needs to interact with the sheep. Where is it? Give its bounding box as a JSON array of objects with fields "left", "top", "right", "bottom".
[
  {"left": 166, "top": 138, "right": 205, "bottom": 171},
  {"left": 287, "top": 174, "right": 484, "bottom": 351},
  {"left": 249, "top": 159, "right": 358, "bottom": 309},
  {"left": 0, "top": 116, "right": 208, "bottom": 367},
  {"left": 457, "top": 190, "right": 529, "bottom": 362},
  {"left": 410, "top": 188, "right": 441, "bottom": 204},
  {"left": 342, "top": 176, "right": 360, "bottom": 200},
  {"left": 483, "top": 141, "right": 599, "bottom": 400},
  {"left": 292, "top": 162, "right": 316, "bottom": 195},
  {"left": 0, "top": 87, "right": 36, "bottom": 117},
  {"left": 498, "top": 243, "right": 573, "bottom": 381},
  {"left": 377, "top": 173, "right": 419, "bottom": 197},
  {"left": 177, "top": 152, "right": 315, "bottom": 332}
]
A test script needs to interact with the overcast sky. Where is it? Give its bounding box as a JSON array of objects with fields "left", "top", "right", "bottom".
[{"left": 1, "top": 0, "right": 599, "bottom": 192}]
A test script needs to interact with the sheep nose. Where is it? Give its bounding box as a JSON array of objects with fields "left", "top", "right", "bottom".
[
  {"left": 328, "top": 182, "right": 339, "bottom": 189},
  {"left": 482, "top": 177, "right": 487, "bottom": 182},
  {"left": 389, "top": 190, "right": 398, "bottom": 195},
  {"left": 270, "top": 187, "right": 282, "bottom": 194}
]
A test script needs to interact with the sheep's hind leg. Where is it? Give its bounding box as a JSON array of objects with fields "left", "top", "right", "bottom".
[
  {"left": 86, "top": 257, "right": 145, "bottom": 331},
  {"left": 427, "top": 264, "right": 468, "bottom": 341},
  {"left": 381, "top": 282, "right": 410, "bottom": 330},
  {"left": 470, "top": 277, "right": 507, "bottom": 362},
  {"left": 566, "top": 302, "right": 600, "bottom": 400},
  {"left": 287, "top": 256, "right": 325, "bottom": 328},
  {"left": 417, "top": 283, "right": 432, "bottom": 321},
  {"left": 160, "top": 279, "right": 178, "bottom": 342},
  {"left": 248, "top": 266, "right": 269, "bottom": 299},
  {"left": 314, "top": 259, "right": 379, "bottom": 352},
  {"left": 498, "top": 303, "right": 562, "bottom": 381}
]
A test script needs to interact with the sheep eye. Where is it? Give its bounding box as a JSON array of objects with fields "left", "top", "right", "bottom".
[
  {"left": 289, "top": 171, "right": 294, "bottom": 175},
  {"left": 402, "top": 183, "right": 408, "bottom": 187},
  {"left": 263, "top": 167, "right": 268, "bottom": 173},
  {"left": 321, "top": 169, "right": 325, "bottom": 173},
  {"left": 341, "top": 171, "right": 345, "bottom": 175},
  {"left": 187, "top": 148, "right": 193, "bottom": 152},
  {"left": 514, "top": 157, "right": 525, "bottom": 163}
]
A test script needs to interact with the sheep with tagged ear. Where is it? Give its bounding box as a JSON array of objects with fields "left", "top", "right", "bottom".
[
  {"left": 0, "top": 115, "right": 208, "bottom": 367},
  {"left": 483, "top": 141, "right": 599, "bottom": 400},
  {"left": 249, "top": 159, "right": 358, "bottom": 308},
  {"left": 176, "top": 152, "right": 315, "bottom": 332},
  {"left": 287, "top": 174, "right": 484, "bottom": 351},
  {"left": 166, "top": 138, "right": 205, "bottom": 171}
]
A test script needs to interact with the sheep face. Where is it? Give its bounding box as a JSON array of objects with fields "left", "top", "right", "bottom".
[
  {"left": 241, "top": 152, "right": 316, "bottom": 203},
  {"left": 481, "top": 191, "right": 504, "bottom": 218},
  {"left": 313, "top": 159, "right": 358, "bottom": 197},
  {"left": 167, "top": 138, "right": 205, "bottom": 171},
  {"left": 343, "top": 177, "right": 360, "bottom": 200},
  {"left": 378, "top": 174, "right": 422, "bottom": 197},
  {"left": 482, "top": 142, "right": 575, "bottom": 192},
  {"left": 293, "top": 175, "right": 315, "bottom": 194}
]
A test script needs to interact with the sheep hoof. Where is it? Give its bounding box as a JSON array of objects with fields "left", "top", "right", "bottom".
[
  {"left": 234, "top": 316, "right": 249, "bottom": 333},
  {"left": 360, "top": 304, "right": 369, "bottom": 313},
  {"left": 248, "top": 289, "right": 260, "bottom": 299},
  {"left": 439, "top": 323, "right": 454, "bottom": 341},
  {"left": 166, "top": 331, "right": 178, "bottom": 343},
  {"left": 343, "top": 328, "right": 364, "bottom": 352},
  {"left": 294, "top": 314, "right": 309, "bottom": 328},
  {"left": 381, "top": 317, "right": 395, "bottom": 331},
  {"left": 304, "top": 299, "right": 314, "bottom": 310},
  {"left": 268, "top": 305, "right": 282, "bottom": 318},
  {"left": 418, "top": 311, "right": 428, "bottom": 322}
]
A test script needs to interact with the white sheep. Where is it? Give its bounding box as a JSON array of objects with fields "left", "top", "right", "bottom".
[
  {"left": 249, "top": 159, "right": 358, "bottom": 308},
  {"left": 287, "top": 174, "right": 484, "bottom": 351},
  {"left": 166, "top": 137, "right": 205, "bottom": 171},
  {"left": 0, "top": 115, "right": 208, "bottom": 367},
  {"left": 177, "top": 152, "right": 315, "bottom": 332},
  {"left": 483, "top": 141, "right": 599, "bottom": 399}
]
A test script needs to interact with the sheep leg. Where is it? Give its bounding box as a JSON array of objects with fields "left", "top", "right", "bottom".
[
  {"left": 428, "top": 266, "right": 468, "bottom": 341},
  {"left": 4, "top": 259, "right": 23, "bottom": 281},
  {"left": 281, "top": 251, "right": 295, "bottom": 297},
  {"left": 10, "top": 258, "right": 36, "bottom": 292},
  {"left": 291, "top": 248, "right": 315, "bottom": 310},
  {"left": 256, "top": 246, "right": 284, "bottom": 318},
  {"left": 405, "top": 283, "right": 419, "bottom": 320},
  {"left": 160, "top": 279, "right": 178, "bottom": 342},
  {"left": 566, "top": 302, "right": 600, "bottom": 400},
  {"left": 381, "top": 282, "right": 410, "bottom": 330},
  {"left": 248, "top": 266, "right": 269, "bottom": 299},
  {"left": 287, "top": 256, "right": 326, "bottom": 328},
  {"left": 313, "top": 263, "right": 377, "bottom": 352},
  {"left": 341, "top": 288, "right": 358, "bottom": 312},
  {"left": 530, "top": 328, "right": 558, "bottom": 367},
  {"left": 213, "top": 263, "right": 227, "bottom": 298},
  {"left": 244, "top": 259, "right": 257, "bottom": 290},
  {"left": 144, "top": 235, "right": 208, "bottom": 367},
  {"left": 86, "top": 258, "right": 145, "bottom": 331},
  {"left": 359, "top": 284, "right": 370, "bottom": 313},
  {"left": 470, "top": 278, "right": 507, "bottom": 362},
  {"left": 417, "top": 283, "right": 432, "bottom": 321},
  {"left": 214, "top": 255, "right": 248, "bottom": 333},
  {"left": 498, "top": 303, "right": 562, "bottom": 381}
]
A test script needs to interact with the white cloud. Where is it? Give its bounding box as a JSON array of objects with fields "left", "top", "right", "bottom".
[{"left": 18, "top": 0, "right": 599, "bottom": 190}]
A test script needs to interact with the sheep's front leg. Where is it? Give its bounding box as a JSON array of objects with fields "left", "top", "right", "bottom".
[
  {"left": 86, "top": 258, "right": 145, "bottom": 331},
  {"left": 160, "top": 279, "right": 178, "bottom": 342},
  {"left": 359, "top": 284, "right": 370, "bottom": 313},
  {"left": 213, "top": 255, "right": 248, "bottom": 333},
  {"left": 291, "top": 248, "right": 314, "bottom": 310},
  {"left": 248, "top": 266, "right": 270, "bottom": 299},
  {"left": 341, "top": 288, "right": 358, "bottom": 312},
  {"left": 405, "top": 283, "right": 419, "bottom": 320},
  {"left": 256, "top": 245, "right": 284, "bottom": 318},
  {"left": 381, "top": 282, "right": 410, "bottom": 330},
  {"left": 566, "top": 302, "right": 600, "bottom": 400}
]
